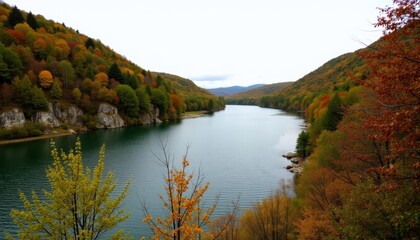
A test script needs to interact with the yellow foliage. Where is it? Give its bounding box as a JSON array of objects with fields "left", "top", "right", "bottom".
[{"left": 8, "top": 139, "right": 131, "bottom": 239}]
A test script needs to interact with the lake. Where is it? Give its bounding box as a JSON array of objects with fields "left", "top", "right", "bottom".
[{"left": 0, "top": 105, "right": 304, "bottom": 238}]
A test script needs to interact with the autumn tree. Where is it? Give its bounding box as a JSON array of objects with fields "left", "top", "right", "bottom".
[
  {"left": 142, "top": 144, "right": 219, "bottom": 240},
  {"left": 7, "top": 139, "right": 130, "bottom": 240},
  {"left": 7, "top": 6, "right": 24, "bottom": 28},
  {"left": 26, "top": 11, "right": 38, "bottom": 30},
  {"left": 95, "top": 72, "right": 109, "bottom": 87},
  {"left": 72, "top": 87, "right": 82, "bottom": 104},
  {"left": 239, "top": 183, "right": 296, "bottom": 240},
  {"left": 38, "top": 70, "right": 53, "bottom": 89},
  {"left": 358, "top": 0, "right": 419, "bottom": 189}
]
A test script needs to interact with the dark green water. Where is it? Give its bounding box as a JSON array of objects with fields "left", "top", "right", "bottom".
[{"left": 0, "top": 105, "right": 303, "bottom": 238}]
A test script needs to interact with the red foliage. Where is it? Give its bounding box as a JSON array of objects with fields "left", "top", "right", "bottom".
[
  {"left": 358, "top": 0, "right": 419, "bottom": 189},
  {"left": 6, "top": 29, "right": 25, "bottom": 45}
]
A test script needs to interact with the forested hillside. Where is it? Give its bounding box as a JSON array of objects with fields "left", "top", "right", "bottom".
[
  {"left": 259, "top": 52, "right": 366, "bottom": 111},
  {"left": 0, "top": 3, "right": 224, "bottom": 140},
  {"left": 226, "top": 81, "right": 293, "bottom": 105},
  {"left": 207, "top": 84, "right": 266, "bottom": 97},
  {"left": 249, "top": 1, "right": 419, "bottom": 239}
]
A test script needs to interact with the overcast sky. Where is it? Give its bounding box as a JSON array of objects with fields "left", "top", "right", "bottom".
[{"left": 6, "top": 0, "right": 392, "bottom": 88}]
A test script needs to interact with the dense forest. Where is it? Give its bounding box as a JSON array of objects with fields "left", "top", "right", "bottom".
[
  {"left": 0, "top": 3, "right": 224, "bottom": 140},
  {"left": 257, "top": 0, "right": 418, "bottom": 238}
]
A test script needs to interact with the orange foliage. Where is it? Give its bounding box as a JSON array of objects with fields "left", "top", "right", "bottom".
[
  {"left": 142, "top": 148, "right": 217, "bottom": 240},
  {"left": 38, "top": 70, "right": 53, "bottom": 89},
  {"left": 170, "top": 94, "right": 182, "bottom": 110},
  {"left": 95, "top": 72, "right": 109, "bottom": 87}
]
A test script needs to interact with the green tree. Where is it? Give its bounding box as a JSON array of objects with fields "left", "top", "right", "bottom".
[
  {"left": 296, "top": 130, "right": 310, "bottom": 157},
  {"left": 31, "top": 85, "right": 48, "bottom": 110},
  {"left": 136, "top": 87, "right": 151, "bottom": 113},
  {"left": 207, "top": 99, "right": 214, "bottom": 112},
  {"left": 0, "top": 42, "right": 23, "bottom": 83},
  {"left": 151, "top": 88, "right": 169, "bottom": 117},
  {"left": 58, "top": 60, "right": 76, "bottom": 89},
  {"left": 108, "top": 63, "right": 124, "bottom": 83},
  {"left": 26, "top": 11, "right": 38, "bottom": 30},
  {"left": 12, "top": 75, "right": 32, "bottom": 108},
  {"left": 7, "top": 139, "right": 130, "bottom": 240},
  {"left": 323, "top": 93, "right": 343, "bottom": 131},
  {"left": 7, "top": 6, "right": 24, "bottom": 28},
  {"left": 85, "top": 37, "right": 95, "bottom": 50},
  {"left": 50, "top": 81, "right": 62, "bottom": 99},
  {"left": 116, "top": 84, "right": 139, "bottom": 117}
]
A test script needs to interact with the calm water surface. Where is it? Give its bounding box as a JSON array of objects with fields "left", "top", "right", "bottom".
[{"left": 0, "top": 105, "right": 303, "bottom": 238}]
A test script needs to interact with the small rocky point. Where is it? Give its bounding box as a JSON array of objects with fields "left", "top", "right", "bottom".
[{"left": 283, "top": 152, "right": 306, "bottom": 175}]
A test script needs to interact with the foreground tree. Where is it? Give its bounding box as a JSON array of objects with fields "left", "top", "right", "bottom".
[
  {"left": 142, "top": 143, "right": 232, "bottom": 240},
  {"left": 359, "top": 0, "right": 419, "bottom": 189},
  {"left": 8, "top": 139, "right": 130, "bottom": 240},
  {"left": 239, "top": 183, "right": 296, "bottom": 240}
]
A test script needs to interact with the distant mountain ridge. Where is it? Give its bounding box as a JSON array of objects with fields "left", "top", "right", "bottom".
[
  {"left": 225, "top": 82, "right": 293, "bottom": 105},
  {"left": 206, "top": 84, "right": 266, "bottom": 96}
]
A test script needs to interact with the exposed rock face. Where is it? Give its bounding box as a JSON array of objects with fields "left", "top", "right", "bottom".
[
  {"left": 52, "top": 103, "right": 83, "bottom": 125},
  {"left": 96, "top": 103, "right": 125, "bottom": 129},
  {"left": 138, "top": 107, "right": 162, "bottom": 125},
  {"left": 32, "top": 104, "right": 61, "bottom": 128},
  {"left": 282, "top": 152, "right": 299, "bottom": 159},
  {"left": 0, "top": 108, "right": 25, "bottom": 129}
]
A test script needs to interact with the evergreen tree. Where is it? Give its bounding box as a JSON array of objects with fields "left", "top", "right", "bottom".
[
  {"left": 50, "top": 81, "right": 62, "bottom": 99},
  {"left": 324, "top": 93, "right": 343, "bottom": 131},
  {"left": 26, "top": 11, "right": 38, "bottom": 30},
  {"left": 85, "top": 37, "right": 95, "bottom": 49},
  {"left": 7, "top": 6, "right": 24, "bottom": 28},
  {"left": 12, "top": 75, "right": 32, "bottom": 107},
  {"left": 31, "top": 85, "right": 48, "bottom": 110},
  {"left": 107, "top": 63, "right": 124, "bottom": 83},
  {"left": 296, "top": 130, "right": 310, "bottom": 157}
]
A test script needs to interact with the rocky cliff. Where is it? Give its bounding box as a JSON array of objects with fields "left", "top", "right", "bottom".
[
  {"left": 0, "top": 109, "right": 25, "bottom": 129},
  {"left": 0, "top": 101, "right": 162, "bottom": 138},
  {"left": 96, "top": 103, "right": 125, "bottom": 129}
]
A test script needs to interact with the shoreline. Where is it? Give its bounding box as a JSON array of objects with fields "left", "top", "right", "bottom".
[
  {"left": 0, "top": 131, "right": 75, "bottom": 146},
  {"left": 0, "top": 111, "right": 210, "bottom": 146},
  {"left": 180, "top": 110, "right": 209, "bottom": 119}
]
